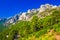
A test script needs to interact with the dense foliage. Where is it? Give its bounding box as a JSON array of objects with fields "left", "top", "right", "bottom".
[
  {"left": 0, "top": 20, "right": 7, "bottom": 32},
  {"left": 0, "top": 10, "right": 60, "bottom": 40}
]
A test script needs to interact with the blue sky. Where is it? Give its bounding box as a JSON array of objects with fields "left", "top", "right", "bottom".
[{"left": 0, "top": 0, "right": 60, "bottom": 18}]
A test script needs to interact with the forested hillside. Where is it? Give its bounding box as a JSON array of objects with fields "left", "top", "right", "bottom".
[
  {"left": 0, "top": 19, "right": 7, "bottom": 32},
  {"left": 0, "top": 9, "right": 60, "bottom": 40}
]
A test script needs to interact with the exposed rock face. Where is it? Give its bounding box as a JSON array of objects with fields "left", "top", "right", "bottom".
[
  {"left": 27, "top": 9, "right": 31, "bottom": 13},
  {"left": 6, "top": 9, "right": 39, "bottom": 24},
  {"left": 19, "top": 12, "right": 27, "bottom": 20},
  {"left": 39, "top": 4, "right": 53, "bottom": 13},
  {"left": 5, "top": 4, "right": 60, "bottom": 25}
]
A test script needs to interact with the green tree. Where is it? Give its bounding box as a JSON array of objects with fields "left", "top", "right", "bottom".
[{"left": 31, "top": 16, "right": 40, "bottom": 32}]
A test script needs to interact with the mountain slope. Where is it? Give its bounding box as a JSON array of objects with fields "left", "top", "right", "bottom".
[
  {"left": 0, "top": 8, "right": 60, "bottom": 40},
  {"left": 0, "top": 3, "right": 60, "bottom": 40},
  {"left": 0, "top": 19, "right": 7, "bottom": 32}
]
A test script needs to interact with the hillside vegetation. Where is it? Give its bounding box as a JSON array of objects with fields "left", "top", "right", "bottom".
[
  {"left": 0, "top": 19, "right": 7, "bottom": 32},
  {"left": 0, "top": 9, "right": 60, "bottom": 40}
]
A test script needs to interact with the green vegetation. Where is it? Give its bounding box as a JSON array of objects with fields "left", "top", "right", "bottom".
[
  {"left": 0, "top": 9, "right": 60, "bottom": 40},
  {"left": 0, "top": 20, "right": 7, "bottom": 32}
]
